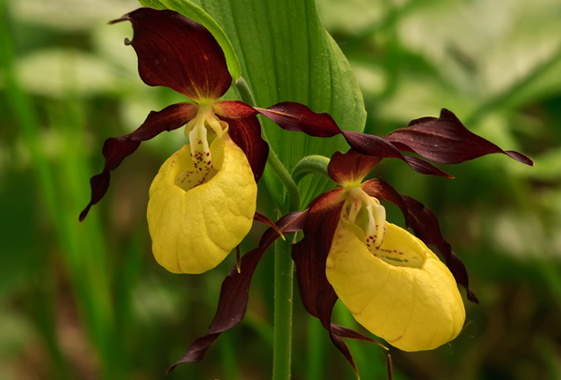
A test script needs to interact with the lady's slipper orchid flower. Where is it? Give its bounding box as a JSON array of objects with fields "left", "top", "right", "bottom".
[
  {"left": 291, "top": 145, "right": 531, "bottom": 373},
  {"left": 167, "top": 109, "right": 532, "bottom": 375},
  {"left": 79, "top": 8, "right": 278, "bottom": 274},
  {"left": 325, "top": 153, "right": 465, "bottom": 352}
]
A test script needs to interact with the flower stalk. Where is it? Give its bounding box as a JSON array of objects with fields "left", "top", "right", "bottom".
[
  {"left": 273, "top": 233, "right": 294, "bottom": 380},
  {"left": 236, "top": 76, "right": 298, "bottom": 380}
]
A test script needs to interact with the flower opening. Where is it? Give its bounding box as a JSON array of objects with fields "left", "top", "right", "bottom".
[{"left": 182, "top": 104, "right": 227, "bottom": 183}]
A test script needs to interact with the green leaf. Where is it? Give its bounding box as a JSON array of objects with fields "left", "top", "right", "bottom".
[
  {"left": 198, "top": 0, "right": 366, "bottom": 207},
  {"left": 138, "top": 0, "right": 242, "bottom": 80}
]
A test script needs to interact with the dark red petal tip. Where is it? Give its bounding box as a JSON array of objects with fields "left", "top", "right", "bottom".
[
  {"left": 386, "top": 108, "right": 534, "bottom": 166},
  {"left": 79, "top": 103, "right": 195, "bottom": 221},
  {"left": 112, "top": 8, "right": 232, "bottom": 101},
  {"left": 504, "top": 150, "right": 534, "bottom": 166}
]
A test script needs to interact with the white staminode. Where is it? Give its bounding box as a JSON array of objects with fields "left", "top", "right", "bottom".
[{"left": 343, "top": 188, "right": 387, "bottom": 254}]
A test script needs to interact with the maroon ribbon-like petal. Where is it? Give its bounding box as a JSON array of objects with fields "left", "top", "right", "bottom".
[
  {"left": 167, "top": 210, "right": 309, "bottom": 373},
  {"left": 110, "top": 8, "right": 232, "bottom": 101},
  {"left": 256, "top": 102, "right": 453, "bottom": 178},
  {"left": 255, "top": 102, "right": 341, "bottom": 137},
  {"left": 361, "top": 179, "right": 479, "bottom": 304},
  {"left": 214, "top": 101, "right": 268, "bottom": 181},
  {"left": 79, "top": 103, "right": 196, "bottom": 221},
  {"left": 292, "top": 188, "right": 381, "bottom": 377},
  {"left": 385, "top": 108, "right": 534, "bottom": 166}
]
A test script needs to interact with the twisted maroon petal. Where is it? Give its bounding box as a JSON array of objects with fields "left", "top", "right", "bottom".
[
  {"left": 361, "top": 179, "right": 478, "bottom": 303},
  {"left": 342, "top": 131, "right": 453, "bottom": 178},
  {"left": 255, "top": 102, "right": 341, "bottom": 137},
  {"left": 256, "top": 102, "right": 452, "bottom": 178},
  {"left": 167, "top": 210, "right": 309, "bottom": 373},
  {"left": 110, "top": 8, "right": 232, "bottom": 101},
  {"left": 385, "top": 108, "right": 534, "bottom": 166},
  {"left": 214, "top": 101, "right": 268, "bottom": 181},
  {"left": 79, "top": 103, "right": 196, "bottom": 221},
  {"left": 292, "top": 188, "right": 381, "bottom": 377}
]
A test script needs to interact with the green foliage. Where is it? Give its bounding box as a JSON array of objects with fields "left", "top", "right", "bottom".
[{"left": 194, "top": 0, "right": 366, "bottom": 207}]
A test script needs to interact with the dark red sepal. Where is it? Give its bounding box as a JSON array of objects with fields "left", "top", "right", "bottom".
[
  {"left": 167, "top": 210, "right": 309, "bottom": 374},
  {"left": 292, "top": 188, "right": 382, "bottom": 377},
  {"left": 328, "top": 150, "right": 381, "bottom": 185},
  {"left": 214, "top": 101, "right": 268, "bottom": 181},
  {"left": 257, "top": 102, "right": 453, "bottom": 178},
  {"left": 79, "top": 103, "right": 196, "bottom": 221},
  {"left": 361, "top": 179, "right": 478, "bottom": 304},
  {"left": 385, "top": 109, "right": 534, "bottom": 166},
  {"left": 110, "top": 8, "right": 232, "bottom": 101}
]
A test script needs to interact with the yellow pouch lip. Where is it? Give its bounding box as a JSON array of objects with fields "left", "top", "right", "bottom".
[
  {"left": 326, "top": 219, "right": 466, "bottom": 351},
  {"left": 147, "top": 135, "right": 257, "bottom": 274}
]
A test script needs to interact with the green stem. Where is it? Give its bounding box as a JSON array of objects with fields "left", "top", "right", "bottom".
[
  {"left": 306, "top": 316, "right": 324, "bottom": 380},
  {"left": 272, "top": 227, "right": 294, "bottom": 380},
  {"left": 266, "top": 147, "right": 300, "bottom": 212},
  {"left": 235, "top": 77, "right": 297, "bottom": 379}
]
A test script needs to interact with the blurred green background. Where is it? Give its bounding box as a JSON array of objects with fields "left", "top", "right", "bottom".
[{"left": 1, "top": 0, "right": 560, "bottom": 379}]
